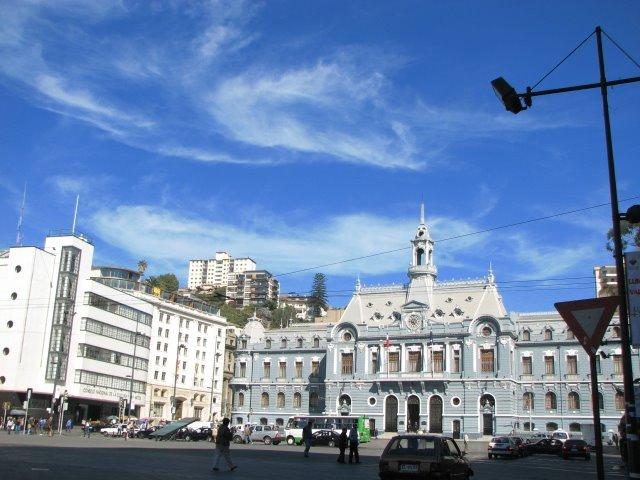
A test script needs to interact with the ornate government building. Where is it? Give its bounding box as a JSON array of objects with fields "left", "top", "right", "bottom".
[{"left": 230, "top": 206, "right": 632, "bottom": 437}]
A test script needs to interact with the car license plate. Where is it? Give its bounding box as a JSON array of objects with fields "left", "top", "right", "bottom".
[
  {"left": 571, "top": 448, "right": 578, "bottom": 452},
  {"left": 400, "top": 464, "right": 419, "bottom": 472}
]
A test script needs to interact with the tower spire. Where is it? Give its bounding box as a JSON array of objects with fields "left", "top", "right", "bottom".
[
  {"left": 420, "top": 201, "right": 425, "bottom": 225},
  {"left": 487, "top": 262, "right": 495, "bottom": 284},
  {"left": 15, "top": 182, "right": 26, "bottom": 246}
]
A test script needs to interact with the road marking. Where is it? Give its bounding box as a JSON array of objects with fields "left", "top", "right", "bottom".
[{"left": 31, "top": 468, "right": 50, "bottom": 471}]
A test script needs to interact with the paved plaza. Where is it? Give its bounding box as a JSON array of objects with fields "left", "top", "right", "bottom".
[{"left": 0, "top": 431, "right": 628, "bottom": 480}]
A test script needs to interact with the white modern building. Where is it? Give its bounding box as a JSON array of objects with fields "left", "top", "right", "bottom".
[
  {"left": 279, "top": 294, "right": 313, "bottom": 321},
  {"left": 187, "top": 252, "right": 256, "bottom": 290},
  {"left": 0, "top": 233, "right": 153, "bottom": 422},
  {"left": 0, "top": 232, "right": 228, "bottom": 424}
]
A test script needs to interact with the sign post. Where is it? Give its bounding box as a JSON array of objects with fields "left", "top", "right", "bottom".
[
  {"left": 555, "top": 296, "right": 620, "bottom": 480},
  {"left": 625, "top": 251, "right": 640, "bottom": 347}
]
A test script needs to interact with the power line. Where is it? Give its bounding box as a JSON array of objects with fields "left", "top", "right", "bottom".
[{"left": 274, "top": 194, "right": 640, "bottom": 278}]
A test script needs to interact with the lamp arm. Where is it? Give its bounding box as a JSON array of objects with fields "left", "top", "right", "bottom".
[{"left": 519, "top": 76, "right": 640, "bottom": 99}]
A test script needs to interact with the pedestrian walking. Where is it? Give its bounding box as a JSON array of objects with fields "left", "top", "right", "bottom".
[
  {"left": 613, "top": 433, "right": 619, "bottom": 447},
  {"left": 302, "top": 420, "right": 314, "bottom": 458},
  {"left": 46, "top": 417, "right": 53, "bottom": 437},
  {"left": 6, "top": 418, "right": 14, "bottom": 435},
  {"left": 82, "top": 420, "right": 91, "bottom": 438},
  {"left": 337, "top": 427, "right": 348, "bottom": 463},
  {"left": 212, "top": 418, "right": 237, "bottom": 473},
  {"left": 244, "top": 424, "right": 252, "bottom": 444},
  {"left": 65, "top": 419, "right": 72, "bottom": 433},
  {"left": 348, "top": 427, "right": 360, "bottom": 464},
  {"left": 463, "top": 432, "right": 469, "bottom": 452}
]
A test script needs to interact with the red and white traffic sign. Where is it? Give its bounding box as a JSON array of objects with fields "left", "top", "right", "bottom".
[{"left": 554, "top": 296, "right": 620, "bottom": 355}]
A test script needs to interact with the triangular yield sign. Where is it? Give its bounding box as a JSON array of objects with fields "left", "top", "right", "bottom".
[{"left": 554, "top": 297, "right": 619, "bottom": 355}]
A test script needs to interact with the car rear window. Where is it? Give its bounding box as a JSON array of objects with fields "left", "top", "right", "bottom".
[
  {"left": 565, "top": 440, "right": 586, "bottom": 446},
  {"left": 492, "top": 437, "right": 510, "bottom": 443},
  {"left": 387, "top": 438, "right": 436, "bottom": 456}
]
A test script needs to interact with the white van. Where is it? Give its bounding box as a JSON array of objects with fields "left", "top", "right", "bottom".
[{"left": 187, "top": 421, "right": 213, "bottom": 431}]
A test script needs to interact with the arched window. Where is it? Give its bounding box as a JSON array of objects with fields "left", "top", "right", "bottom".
[
  {"left": 566, "top": 329, "right": 575, "bottom": 340},
  {"left": 615, "top": 392, "right": 625, "bottom": 410},
  {"left": 546, "top": 422, "right": 559, "bottom": 432},
  {"left": 416, "top": 248, "right": 424, "bottom": 266},
  {"left": 277, "top": 392, "right": 285, "bottom": 408},
  {"left": 544, "top": 329, "right": 552, "bottom": 341},
  {"left": 309, "top": 392, "right": 319, "bottom": 409},
  {"left": 275, "top": 418, "right": 284, "bottom": 426},
  {"left": 297, "top": 338, "right": 303, "bottom": 348},
  {"left": 523, "top": 392, "right": 534, "bottom": 410},
  {"left": 568, "top": 392, "right": 580, "bottom": 410},
  {"left": 261, "top": 392, "right": 269, "bottom": 408},
  {"left": 281, "top": 338, "right": 287, "bottom": 348},
  {"left": 265, "top": 339, "right": 271, "bottom": 349},
  {"left": 545, "top": 392, "right": 557, "bottom": 410},
  {"left": 612, "top": 326, "right": 621, "bottom": 339},
  {"left": 293, "top": 392, "right": 302, "bottom": 408},
  {"left": 238, "top": 392, "right": 245, "bottom": 407},
  {"left": 522, "top": 330, "right": 530, "bottom": 341},
  {"left": 260, "top": 417, "right": 268, "bottom": 425},
  {"left": 569, "top": 423, "right": 581, "bottom": 432},
  {"left": 524, "top": 422, "right": 535, "bottom": 431},
  {"left": 313, "top": 337, "right": 320, "bottom": 348}
]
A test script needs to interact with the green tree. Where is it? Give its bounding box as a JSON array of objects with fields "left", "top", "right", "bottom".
[
  {"left": 309, "top": 272, "right": 328, "bottom": 318},
  {"left": 271, "top": 305, "right": 298, "bottom": 328},
  {"left": 219, "top": 303, "right": 254, "bottom": 327},
  {"left": 146, "top": 273, "right": 179, "bottom": 293},
  {"left": 607, "top": 220, "right": 640, "bottom": 252}
]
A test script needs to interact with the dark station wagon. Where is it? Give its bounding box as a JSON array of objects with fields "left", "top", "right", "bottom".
[{"left": 379, "top": 434, "right": 473, "bottom": 480}]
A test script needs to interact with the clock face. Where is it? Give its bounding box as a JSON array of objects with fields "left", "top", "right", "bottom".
[{"left": 406, "top": 313, "right": 421, "bottom": 331}]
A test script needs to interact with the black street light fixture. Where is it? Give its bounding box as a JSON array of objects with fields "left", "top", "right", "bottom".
[{"left": 492, "top": 26, "right": 640, "bottom": 480}]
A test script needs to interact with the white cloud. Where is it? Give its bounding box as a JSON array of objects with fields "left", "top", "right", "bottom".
[{"left": 89, "top": 205, "right": 488, "bottom": 277}]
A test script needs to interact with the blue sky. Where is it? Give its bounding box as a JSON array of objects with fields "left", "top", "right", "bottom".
[{"left": 1, "top": 1, "right": 639, "bottom": 311}]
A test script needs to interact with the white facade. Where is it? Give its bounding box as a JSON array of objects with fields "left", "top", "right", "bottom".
[
  {"left": 188, "top": 252, "right": 256, "bottom": 290},
  {"left": 130, "top": 291, "right": 227, "bottom": 421},
  {"left": 279, "top": 294, "right": 312, "bottom": 320},
  {"left": 0, "top": 234, "right": 154, "bottom": 422}
]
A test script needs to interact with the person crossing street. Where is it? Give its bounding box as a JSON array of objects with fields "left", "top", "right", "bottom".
[{"left": 212, "top": 418, "right": 237, "bottom": 473}]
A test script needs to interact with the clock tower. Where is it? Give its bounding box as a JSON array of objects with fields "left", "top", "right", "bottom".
[{"left": 406, "top": 203, "right": 437, "bottom": 307}]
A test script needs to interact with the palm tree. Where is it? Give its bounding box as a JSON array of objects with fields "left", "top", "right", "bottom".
[{"left": 137, "top": 260, "right": 148, "bottom": 275}]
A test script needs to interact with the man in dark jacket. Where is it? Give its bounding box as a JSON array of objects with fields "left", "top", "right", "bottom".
[
  {"left": 337, "top": 427, "right": 348, "bottom": 463},
  {"left": 302, "top": 420, "right": 314, "bottom": 457},
  {"left": 348, "top": 427, "right": 360, "bottom": 464},
  {"left": 212, "top": 418, "right": 237, "bottom": 472}
]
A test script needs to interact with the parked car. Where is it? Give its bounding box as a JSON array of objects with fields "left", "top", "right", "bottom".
[
  {"left": 136, "top": 426, "right": 158, "bottom": 439},
  {"left": 100, "top": 424, "right": 128, "bottom": 437},
  {"left": 561, "top": 439, "right": 591, "bottom": 460},
  {"left": 175, "top": 426, "right": 212, "bottom": 442},
  {"left": 379, "top": 434, "right": 473, "bottom": 480},
  {"left": 487, "top": 436, "right": 519, "bottom": 459},
  {"left": 551, "top": 431, "right": 570, "bottom": 444},
  {"left": 311, "top": 430, "right": 340, "bottom": 447},
  {"left": 248, "top": 424, "right": 281, "bottom": 445},
  {"left": 508, "top": 436, "right": 529, "bottom": 457},
  {"left": 528, "top": 438, "right": 563, "bottom": 455}
]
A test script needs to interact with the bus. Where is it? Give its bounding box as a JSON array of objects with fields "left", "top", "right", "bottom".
[{"left": 284, "top": 415, "right": 371, "bottom": 445}]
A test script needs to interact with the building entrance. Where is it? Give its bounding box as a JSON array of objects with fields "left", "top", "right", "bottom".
[
  {"left": 429, "top": 396, "right": 443, "bottom": 433},
  {"left": 407, "top": 395, "right": 420, "bottom": 432},
  {"left": 480, "top": 394, "right": 495, "bottom": 436},
  {"left": 385, "top": 396, "right": 398, "bottom": 432}
]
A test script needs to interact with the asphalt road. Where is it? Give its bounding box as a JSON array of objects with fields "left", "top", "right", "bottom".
[{"left": 0, "top": 431, "right": 628, "bottom": 480}]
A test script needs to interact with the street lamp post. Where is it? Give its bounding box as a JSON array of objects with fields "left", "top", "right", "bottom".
[
  {"left": 492, "top": 26, "right": 640, "bottom": 480},
  {"left": 127, "top": 324, "right": 140, "bottom": 421},
  {"left": 172, "top": 343, "right": 185, "bottom": 420},
  {"left": 208, "top": 351, "right": 221, "bottom": 422}
]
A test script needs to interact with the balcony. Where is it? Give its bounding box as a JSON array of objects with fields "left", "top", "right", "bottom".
[
  {"left": 520, "top": 374, "right": 534, "bottom": 381},
  {"left": 276, "top": 377, "right": 287, "bottom": 383},
  {"left": 564, "top": 374, "right": 580, "bottom": 381},
  {"left": 542, "top": 374, "right": 557, "bottom": 380}
]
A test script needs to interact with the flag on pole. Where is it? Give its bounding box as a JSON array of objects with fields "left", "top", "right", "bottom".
[{"left": 384, "top": 333, "right": 390, "bottom": 348}]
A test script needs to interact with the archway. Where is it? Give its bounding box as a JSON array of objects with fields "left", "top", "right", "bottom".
[
  {"left": 429, "top": 396, "right": 443, "bottom": 433},
  {"left": 452, "top": 420, "right": 461, "bottom": 439},
  {"left": 416, "top": 249, "right": 425, "bottom": 266},
  {"left": 385, "top": 395, "right": 398, "bottom": 432},
  {"left": 406, "top": 395, "right": 420, "bottom": 432},
  {"left": 338, "top": 394, "right": 352, "bottom": 416},
  {"left": 479, "top": 394, "right": 495, "bottom": 436}
]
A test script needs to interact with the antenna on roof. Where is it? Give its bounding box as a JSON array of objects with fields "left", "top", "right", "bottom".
[
  {"left": 15, "top": 182, "right": 26, "bottom": 246},
  {"left": 71, "top": 194, "right": 80, "bottom": 234}
]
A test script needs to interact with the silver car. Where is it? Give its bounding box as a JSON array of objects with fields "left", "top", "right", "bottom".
[
  {"left": 249, "top": 425, "right": 282, "bottom": 445},
  {"left": 488, "top": 436, "right": 519, "bottom": 459}
]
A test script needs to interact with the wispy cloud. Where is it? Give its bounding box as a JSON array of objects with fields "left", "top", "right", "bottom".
[{"left": 89, "top": 205, "right": 489, "bottom": 277}]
